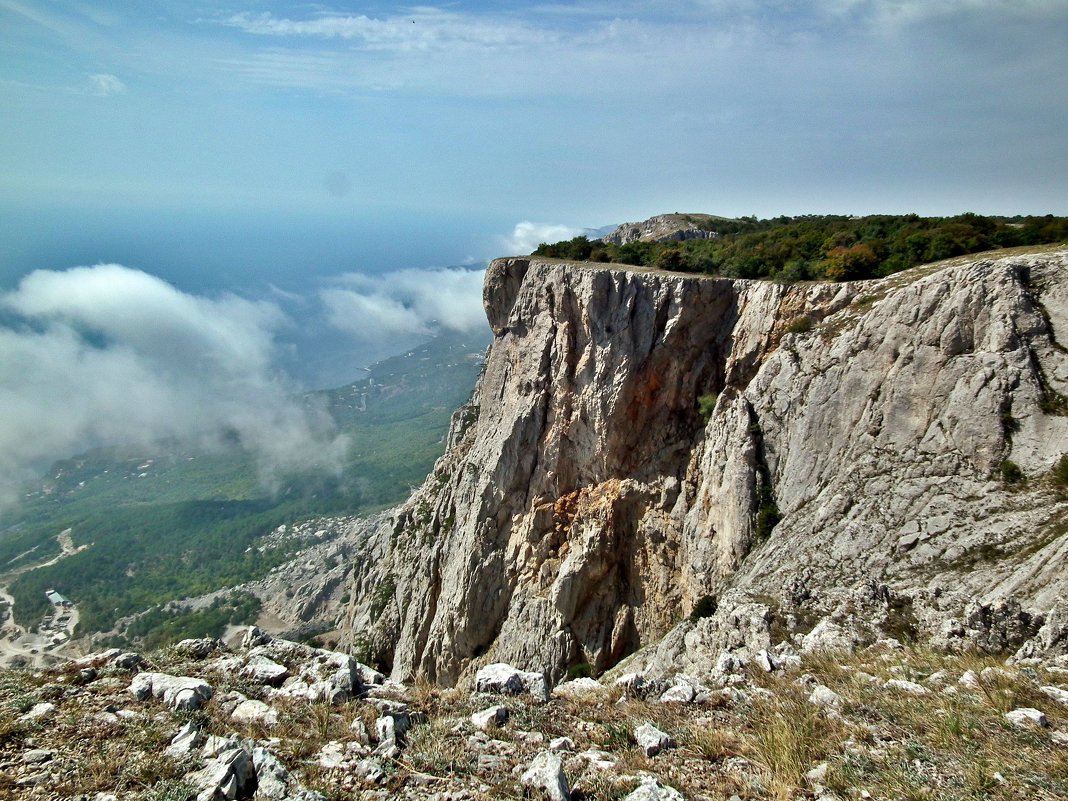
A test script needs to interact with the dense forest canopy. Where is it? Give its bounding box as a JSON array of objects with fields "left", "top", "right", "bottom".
[{"left": 533, "top": 214, "right": 1068, "bottom": 281}]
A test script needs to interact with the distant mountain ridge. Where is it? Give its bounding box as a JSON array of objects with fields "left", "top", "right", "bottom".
[{"left": 598, "top": 212, "right": 729, "bottom": 244}]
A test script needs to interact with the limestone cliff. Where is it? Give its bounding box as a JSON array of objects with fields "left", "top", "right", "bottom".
[{"left": 339, "top": 248, "right": 1068, "bottom": 685}]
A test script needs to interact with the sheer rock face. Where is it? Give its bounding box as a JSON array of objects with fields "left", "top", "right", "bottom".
[{"left": 340, "top": 250, "right": 1068, "bottom": 685}]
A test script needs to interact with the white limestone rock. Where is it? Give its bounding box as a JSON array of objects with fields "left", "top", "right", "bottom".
[
  {"left": 474, "top": 663, "right": 548, "bottom": 701},
  {"left": 230, "top": 698, "right": 278, "bottom": 727},
  {"left": 552, "top": 677, "right": 605, "bottom": 698},
  {"left": 883, "top": 679, "right": 929, "bottom": 696},
  {"left": 1040, "top": 685, "right": 1068, "bottom": 705},
  {"left": 242, "top": 655, "right": 290, "bottom": 686},
  {"left": 623, "top": 779, "right": 686, "bottom": 801},
  {"left": 165, "top": 721, "right": 205, "bottom": 758},
  {"left": 18, "top": 703, "right": 55, "bottom": 722},
  {"left": 634, "top": 723, "right": 675, "bottom": 757},
  {"left": 1005, "top": 708, "right": 1049, "bottom": 728},
  {"left": 129, "top": 672, "right": 213, "bottom": 711},
  {"left": 471, "top": 705, "right": 509, "bottom": 730},
  {"left": 334, "top": 249, "right": 1068, "bottom": 684},
  {"left": 520, "top": 751, "right": 570, "bottom": 801},
  {"left": 808, "top": 685, "right": 843, "bottom": 709}
]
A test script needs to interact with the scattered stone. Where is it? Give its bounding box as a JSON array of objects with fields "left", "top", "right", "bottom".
[
  {"left": 75, "top": 648, "right": 121, "bottom": 667},
  {"left": 808, "top": 685, "right": 843, "bottom": 709},
  {"left": 623, "top": 778, "right": 685, "bottom": 801},
  {"left": 165, "top": 721, "right": 205, "bottom": 758},
  {"left": 1005, "top": 708, "right": 1049, "bottom": 728},
  {"left": 21, "top": 749, "right": 54, "bottom": 765},
  {"left": 478, "top": 753, "right": 506, "bottom": 772},
  {"left": 174, "top": 638, "right": 223, "bottom": 659},
  {"left": 129, "top": 672, "right": 213, "bottom": 711},
  {"left": 659, "top": 682, "right": 697, "bottom": 704},
  {"left": 471, "top": 705, "right": 509, "bottom": 730},
  {"left": 242, "top": 626, "right": 272, "bottom": 649},
  {"left": 755, "top": 649, "right": 776, "bottom": 672},
  {"left": 520, "top": 751, "right": 570, "bottom": 801},
  {"left": 549, "top": 736, "right": 575, "bottom": 752},
  {"left": 552, "top": 677, "right": 605, "bottom": 698},
  {"left": 578, "top": 748, "right": 616, "bottom": 769},
  {"left": 317, "top": 740, "right": 370, "bottom": 770},
  {"left": 958, "top": 671, "right": 981, "bottom": 690},
  {"left": 187, "top": 746, "right": 255, "bottom": 801},
  {"left": 806, "top": 761, "right": 829, "bottom": 786},
  {"left": 202, "top": 734, "right": 243, "bottom": 758},
  {"left": 18, "top": 702, "right": 56, "bottom": 722},
  {"left": 1040, "top": 685, "right": 1068, "bottom": 705},
  {"left": 252, "top": 746, "right": 324, "bottom": 800},
  {"left": 980, "top": 666, "right": 1014, "bottom": 684},
  {"left": 231, "top": 698, "right": 278, "bottom": 726},
  {"left": 925, "top": 670, "right": 950, "bottom": 686},
  {"left": 242, "top": 654, "right": 290, "bottom": 686},
  {"left": 883, "top": 679, "right": 928, "bottom": 695},
  {"left": 474, "top": 663, "right": 549, "bottom": 701},
  {"left": 111, "top": 652, "right": 146, "bottom": 671},
  {"left": 801, "top": 620, "right": 858, "bottom": 654},
  {"left": 634, "top": 723, "right": 675, "bottom": 757}
]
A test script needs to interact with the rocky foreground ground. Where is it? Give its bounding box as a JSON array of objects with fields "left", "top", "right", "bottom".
[{"left": 2, "top": 611, "right": 1068, "bottom": 801}]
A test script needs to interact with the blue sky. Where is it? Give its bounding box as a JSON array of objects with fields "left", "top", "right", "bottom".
[
  {"left": 3, "top": 0, "right": 1067, "bottom": 228},
  {"left": 1, "top": 1, "right": 1067, "bottom": 502}
]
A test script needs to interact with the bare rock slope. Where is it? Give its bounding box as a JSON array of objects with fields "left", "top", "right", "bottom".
[
  {"left": 340, "top": 248, "right": 1068, "bottom": 685},
  {"left": 599, "top": 213, "right": 724, "bottom": 245}
]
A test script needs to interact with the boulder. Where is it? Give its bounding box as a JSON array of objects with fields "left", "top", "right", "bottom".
[
  {"left": 634, "top": 723, "right": 675, "bottom": 757},
  {"left": 551, "top": 677, "right": 605, "bottom": 699},
  {"left": 623, "top": 779, "right": 685, "bottom": 801},
  {"left": 474, "top": 663, "right": 549, "bottom": 701},
  {"left": 808, "top": 685, "right": 843, "bottom": 709},
  {"left": 187, "top": 746, "right": 255, "bottom": 801},
  {"left": 520, "top": 751, "right": 570, "bottom": 801},
  {"left": 242, "top": 655, "right": 290, "bottom": 687},
  {"left": 1005, "top": 708, "right": 1049, "bottom": 728},
  {"left": 230, "top": 699, "right": 278, "bottom": 727},
  {"left": 883, "top": 679, "right": 928, "bottom": 696},
  {"left": 174, "top": 638, "right": 224, "bottom": 659},
  {"left": 165, "top": 721, "right": 205, "bottom": 758},
  {"left": 471, "top": 705, "right": 509, "bottom": 730},
  {"left": 129, "top": 672, "right": 213, "bottom": 711}
]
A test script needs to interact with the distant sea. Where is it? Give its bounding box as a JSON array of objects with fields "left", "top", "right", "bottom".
[{"left": 0, "top": 202, "right": 509, "bottom": 389}]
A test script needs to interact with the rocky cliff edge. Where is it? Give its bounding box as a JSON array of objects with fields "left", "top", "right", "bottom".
[{"left": 339, "top": 248, "right": 1068, "bottom": 686}]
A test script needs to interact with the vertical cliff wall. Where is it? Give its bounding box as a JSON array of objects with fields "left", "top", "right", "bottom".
[{"left": 340, "top": 249, "right": 1068, "bottom": 684}]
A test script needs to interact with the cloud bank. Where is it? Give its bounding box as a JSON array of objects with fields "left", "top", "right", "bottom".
[
  {"left": 321, "top": 266, "right": 487, "bottom": 342},
  {"left": 503, "top": 222, "right": 586, "bottom": 255},
  {"left": 0, "top": 264, "right": 347, "bottom": 510}
]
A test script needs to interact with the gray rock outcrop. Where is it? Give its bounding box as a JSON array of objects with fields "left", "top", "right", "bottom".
[
  {"left": 340, "top": 249, "right": 1068, "bottom": 684},
  {"left": 599, "top": 213, "right": 724, "bottom": 245}
]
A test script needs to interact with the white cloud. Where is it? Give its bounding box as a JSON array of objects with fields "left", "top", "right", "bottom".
[
  {"left": 0, "top": 265, "right": 347, "bottom": 510},
  {"left": 503, "top": 222, "right": 586, "bottom": 255},
  {"left": 321, "top": 267, "right": 487, "bottom": 342},
  {"left": 223, "top": 9, "right": 554, "bottom": 52},
  {"left": 87, "top": 73, "right": 126, "bottom": 96}
]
